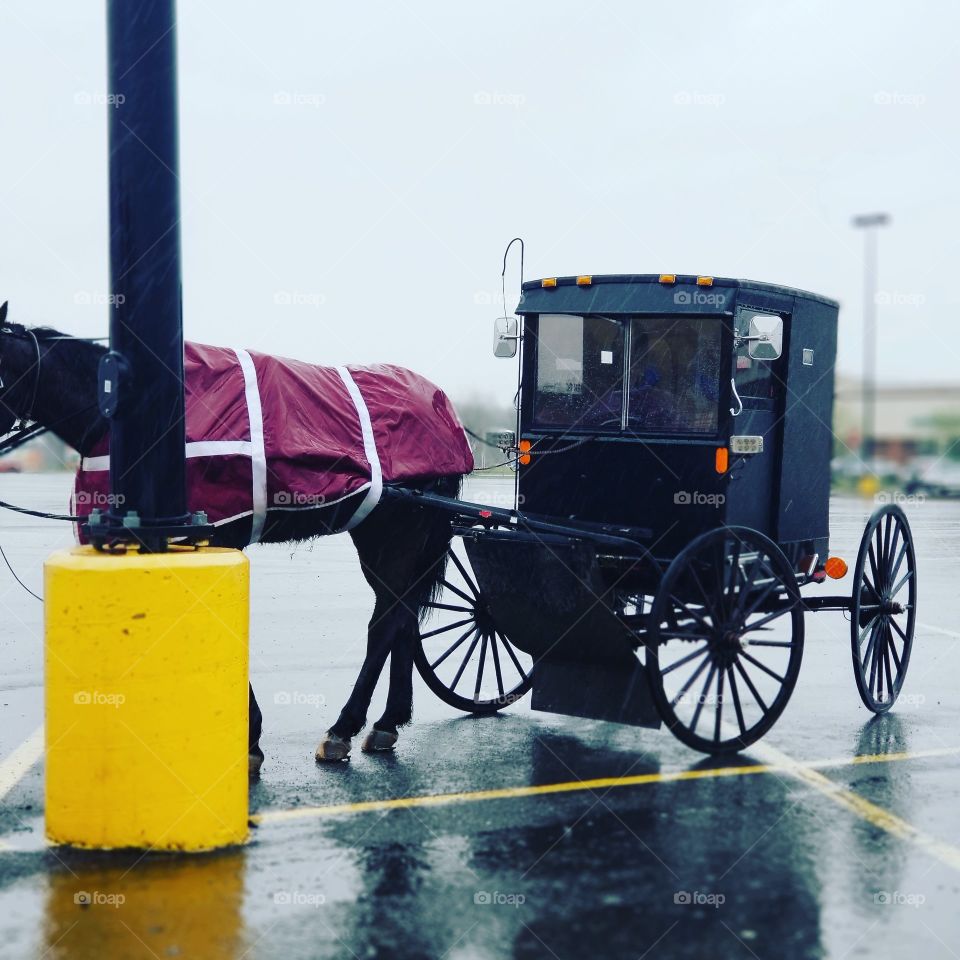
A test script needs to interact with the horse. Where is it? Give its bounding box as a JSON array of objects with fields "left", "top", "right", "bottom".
[{"left": 0, "top": 303, "right": 469, "bottom": 775}]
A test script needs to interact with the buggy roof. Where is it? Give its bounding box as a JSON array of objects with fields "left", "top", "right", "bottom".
[{"left": 517, "top": 274, "right": 839, "bottom": 316}]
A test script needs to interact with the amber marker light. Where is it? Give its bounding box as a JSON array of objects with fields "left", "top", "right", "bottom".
[
  {"left": 659, "top": 274, "right": 677, "bottom": 284},
  {"left": 518, "top": 439, "right": 532, "bottom": 465},
  {"left": 576, "top": 275, "right": 592, "bottom": 286},
  {"left": 715, "top": 447, "right": 729, "bottom": 473},
  {"left": 824, "top": 557, "right": 848, "bottom": 579},
  {"left": 541, "top": 278, "right": 557, "bottom": 288},
  {"left": 697, "top": 276, "right": 714, "bottom": 286}
]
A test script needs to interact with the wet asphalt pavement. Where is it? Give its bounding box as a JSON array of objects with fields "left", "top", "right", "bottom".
[{"left": 0, "top": 474, "right": 959, "bottom": 959}]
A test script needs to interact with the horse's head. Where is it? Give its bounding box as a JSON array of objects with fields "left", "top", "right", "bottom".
[
  {"left": 0, "top": 301, "right": 107, "bottom": 453},
  {"left": 0, "top": 301, "right": 40, "bottom": 435}
]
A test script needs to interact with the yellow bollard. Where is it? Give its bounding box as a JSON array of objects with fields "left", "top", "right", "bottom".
[{"left": 44, "top": 546, "right": 249, "bottom": 851}]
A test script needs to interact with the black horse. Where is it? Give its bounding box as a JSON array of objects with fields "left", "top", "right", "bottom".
[{"left": 0, "top": 304, "right": 464, "bottom": 774}]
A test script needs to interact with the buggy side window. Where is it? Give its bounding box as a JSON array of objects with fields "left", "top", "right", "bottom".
[
  {"left": 734, "top": 309, "right": 784, "bottom": 402},
  {"left": 533, "top": 314, "right": 624, "bottom": 429},
  {"left": 627, "top": 316, "right": 721, "bottom": 434}
]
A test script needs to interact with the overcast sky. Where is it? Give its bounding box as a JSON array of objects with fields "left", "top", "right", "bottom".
[{"left": 1, "top": 1, "right": 957, "bottom": 404}]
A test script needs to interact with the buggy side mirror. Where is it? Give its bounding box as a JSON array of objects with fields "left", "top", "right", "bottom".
[
  {"left": 493, "top": 316, "right": 520, "bottom": 358},
  {"left": 747, "top": 314, "right": 783, "bottom": 360}
]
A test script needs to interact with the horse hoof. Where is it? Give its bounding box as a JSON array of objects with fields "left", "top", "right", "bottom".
[
  {"left": 316, "top": 732, "right": 351, "bottom": 762},
  {"left": 249, "top": 750, "right": 264, "bottom": 778},
  {"left": 361, "top": 728, "right": 398, "bottom": 753}
]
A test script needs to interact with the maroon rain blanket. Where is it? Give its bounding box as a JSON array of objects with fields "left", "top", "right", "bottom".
[{"left": 73, "top": 343, "right": 474, "bottom": 543}]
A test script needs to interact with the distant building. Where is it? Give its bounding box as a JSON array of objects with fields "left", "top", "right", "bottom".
[
  {"left": 834, "top": 376, "right": 960, "bottom": 463},
  {"left": 0, "top": 433, "right": 77, "bottom": 473}
]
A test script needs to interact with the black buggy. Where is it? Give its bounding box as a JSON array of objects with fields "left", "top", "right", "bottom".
[{"left": 396, "top": 273, "right": 917, "bottom": 754}]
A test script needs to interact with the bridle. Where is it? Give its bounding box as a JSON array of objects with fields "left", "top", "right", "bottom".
[{"left": 0, "top": 326, "right": 43, "bottom": 435}]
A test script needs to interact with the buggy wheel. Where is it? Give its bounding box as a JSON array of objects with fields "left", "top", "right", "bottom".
[
  {"left": 647, "top": 526, "right": 805, "bottom": 754},
  {"left": 851, "top": 504, "right": 917, "bottom": 713},
  {"left": 414, "top": 540, "right": 532, "bottom": 714}
]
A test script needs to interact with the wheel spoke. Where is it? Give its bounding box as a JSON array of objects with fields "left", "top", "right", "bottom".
[
  {"left": 489, "top": 633, "right": 505, "bottom": 697},
  {"left": 889, "top": 616, "right": 911, "bottom": 647},
  {"left": 881, "top": 514, "right": 894, "bottom": 571},
  {"left": 689, "top": 662, "right": 717, "bottom": 735},
  {"left": 882, "top": 628, "right": 895, "bottom": 695},
  {"left": 890, "top": 568, "right": 915, "bottom": 599},
  {"left": 661, "top": 630, "right": 713, "bottom": 643},
  {"left": 421, "top": 615, "right": 474, "bottom": 641},
  {"left": 739, "top": 572, "right": 781, "bottom": 624},
  {"left": 671, "top": 595, "right": 713, "bottom": 631},
  {"left": 742, "top": 602, "right": 794, "bottom": 633},
  {"left": 496, "top": 630, "right": 528, "bottom": 680},
  {"left": 858, "top": 615, "right": 880, "bottom": 647},
  {"left": 867, "top": 622, "right": 882, "bottom": 698},
  {"left": 429, "top": 624, "right": 478, "bottom": 670},
  {"left": 450, "top": 630, "right": 481, "bottom": 691},
  {"left": 886, "top": 523, "right": 902, "bottom": 577},
  {"left": 423, "top": 601, "right": 474, "bottom": 614},
  {"left": 440, "top": 579, "right": 476, "bottom": 606},
  {"left": 740, "top": 651, "right": 786, "bottom": 684},
  {"left": 868, "top": 541, "right": 882, "bottom": 594},
  {"left": 448, "top": 550, "right": 481, "bottom": 599},
  {"left": 473, "top": 634, "right": 489, "bottom": 701},
  {"left": 688, "top": 563, "right": 723, "bottom": 625},
  {"left": 744, "top": 640, "right": 795, "bottom": 648},
  {"left": 668, "top": 651, "right": 712, "bottom": 709},
  {"left": 713, "top": 667, "right": 725, "bottom": 742},
  {"left": 733, "top": 554, "right": 778, "bottom": 621},
  {"left": 734, "top": 658, "right": 767, "bottom": 712},
  {"left": 661, "top": 645, "right": 710, "bottom": 676},
  {"left": 887, "top": 622, "right": 903, "bottom": 673},
  {"left": 727, "top": 666, "right": 746, "bottom": 736}
]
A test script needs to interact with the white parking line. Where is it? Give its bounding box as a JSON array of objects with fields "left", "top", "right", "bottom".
[
  {"left": 919, "top": 622, "right": 960, "bottom": 641},
  {"left": 0, "top": 725, "right": 44, "bottom": 804}
]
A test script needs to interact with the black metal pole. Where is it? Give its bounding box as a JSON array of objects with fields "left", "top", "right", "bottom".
[{"left": 100, "top": 0, "right": 190, "bottom": 550}]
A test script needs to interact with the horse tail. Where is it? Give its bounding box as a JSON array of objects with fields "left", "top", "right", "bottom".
[{"left": 413, "top": 472, "right": 463, "bottom": 624}]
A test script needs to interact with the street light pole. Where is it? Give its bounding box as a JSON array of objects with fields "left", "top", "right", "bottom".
[{"left": 852, "top": 212, "right": 890, "bottom": 475}]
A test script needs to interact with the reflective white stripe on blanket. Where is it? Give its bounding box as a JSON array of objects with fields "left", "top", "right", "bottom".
[
  {"left": 234, "top": 348, "right": 268, "bottom": 544},
  {"left": 80, "top": 440, "right": 254, "bottom": 474},
  {"left": 336, "top": 366, "right": 383, "bottom": 530}
]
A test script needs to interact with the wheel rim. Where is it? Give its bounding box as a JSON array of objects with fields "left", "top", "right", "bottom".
[
  {"left": 851, "top": 505, "right": 917, "bottom": 713},
  {"left": 415, "top": 541, "right": 532, "bottom": 712},
  {"left": 649, "top": 527, "right": 804, "bottom": 754}
]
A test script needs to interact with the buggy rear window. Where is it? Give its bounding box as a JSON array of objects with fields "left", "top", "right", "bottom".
[{"left": 533, "top": 314, "right": 624, "bottom": 429}]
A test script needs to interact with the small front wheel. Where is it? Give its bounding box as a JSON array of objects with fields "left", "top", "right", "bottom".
[
  {"left": 850, "top": 504, "right": 917, "bottom": 713},
  {"left": 414, "top": 541, "right": 532, "bottom": 714},
  {"left": 647, "top": 526, "right": 805, "bottom": 754}
]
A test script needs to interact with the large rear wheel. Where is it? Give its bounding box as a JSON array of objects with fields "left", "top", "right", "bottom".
[
  {"left": 414, "top": 541, "right": 533, "bottom": 714},
  {"left": 647, "top": 526, "right": 805, "bottom": 754},
  {"left": 850, "top": 504, "right": 917, "bottom": 713}
]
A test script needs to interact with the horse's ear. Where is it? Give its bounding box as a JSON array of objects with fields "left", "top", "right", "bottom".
[{"left": 0, "top": 302, "right": 7, "bottom": 325}]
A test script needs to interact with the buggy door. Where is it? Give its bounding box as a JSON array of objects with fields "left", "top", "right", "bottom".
[{"left": 725, "top": 307, "right": 787, "bottom": 537}]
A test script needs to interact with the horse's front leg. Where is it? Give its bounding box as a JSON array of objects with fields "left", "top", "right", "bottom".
[{"left": 316, "top": 599, "right": 398, "bottom": 762}]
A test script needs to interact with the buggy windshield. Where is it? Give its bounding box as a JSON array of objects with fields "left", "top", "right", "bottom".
[{"left": 533, "top": 314, "right": 721, "bottom": 434}]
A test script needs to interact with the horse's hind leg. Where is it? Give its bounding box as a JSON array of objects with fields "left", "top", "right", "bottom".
[
  {"left": 362, "top": 618, "right": 416, "bottom": 752},
  {"left": 316, "top": 595, "right": 398, "bottom": 761}
]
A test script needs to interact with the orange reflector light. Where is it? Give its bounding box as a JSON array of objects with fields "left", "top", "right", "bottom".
[
  {"left": 659, "top": 274, "right": 677, "bottom": 284},
  {"left": 576, "top": 275, "right": 592, "bottom": 286},
  {"left": 715, "top": 447, "right": 729, "bottom": 473},
  {"left": 697, "top": 276, "right": 714, "bottom": 286},
  {"left": 518, "top": 439, "right": 532, "bottom": 465},
  {"left": 541, "top": 278, "right": 557, "bottom": 288},
  {"left": 824, "top": 556, "right": 848, "bottom": 579}
]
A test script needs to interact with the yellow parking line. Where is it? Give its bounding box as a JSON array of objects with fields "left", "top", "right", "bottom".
[{"left": 252, "top": 744, "right": 960, "bottom": 826}]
